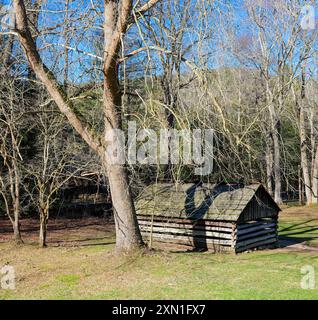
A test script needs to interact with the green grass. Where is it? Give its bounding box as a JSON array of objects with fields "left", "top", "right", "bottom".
[
  {"left": 1, "top": 207, "right": 318, "bottom": 300},
  {"left": 279, "top": 221, "right": 318, "bottom": 246},
  {"left": 279, "top": 205, "right": 318, "bottom": 246},
  {"left": 0, "top": 244, "right": 318, "bottom": 299}
]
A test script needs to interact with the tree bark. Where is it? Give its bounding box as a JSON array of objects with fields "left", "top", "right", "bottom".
[
  {"left": 267, "top": 100, "right": 282, "bottom": 204},
  {"left": 12, "top": 147, "right": 23, "bottom": 244},
  {"left": 272, "top": 121, "right": 282, "bottom": 204},
  {"left": 103, "top": 0, "right": 143, "bottom": 251},
  {"left": 106, "top": 164, "right": 143, "bottom": 250},
  {"left": 103, "top": 78, "right": 144, "bottom": 251},
  {"left": 39, "top": 213, "right": 47, "bottom": 248},
  {"left": 13, "top": 218, "right": 22, "bottom": 244},
  {"left": 298, "top": 68, "right": 313, "bottom": 205},
  {"left": 298, "top": 165, "right": 304, "bottom": 205},
  {"left": 265, "top": 78, "right": 281, "bottom": 204},
  {"left": 299, "top": 103, "right": 312, "bottom": 205},
  {"left": 266, "top": 131, "right": 274, "bottom": 197}
]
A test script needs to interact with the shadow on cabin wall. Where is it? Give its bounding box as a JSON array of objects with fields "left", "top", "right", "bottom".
[{"left": 184, "top": 181, "right": 245, "bottom": 251}]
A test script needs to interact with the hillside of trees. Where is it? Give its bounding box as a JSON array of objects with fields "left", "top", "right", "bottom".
[{"left": 0, "top": 0, "right": 317, "bottom": 251}]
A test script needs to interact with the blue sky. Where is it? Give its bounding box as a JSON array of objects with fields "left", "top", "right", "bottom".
[{"left": 1, "top": 0, "right": 317, "bottom": 83}]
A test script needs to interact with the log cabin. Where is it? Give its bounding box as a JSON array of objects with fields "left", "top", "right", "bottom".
[{"left": 136, "top": 182, "right": 281, "bottom": 253}]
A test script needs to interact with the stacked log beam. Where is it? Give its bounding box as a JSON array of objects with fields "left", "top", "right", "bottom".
[
  {"left": 137, "top": 215, "right": 235, "bottom": 251},
  {"left": 137, "top": 215, "right": 278, "bottom": 253},
  {"left": 234, "top": 218, "right": 278, "bottom": 253}
]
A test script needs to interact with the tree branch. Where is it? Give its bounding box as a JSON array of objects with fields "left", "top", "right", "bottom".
[
  {"left": 135, "top": 0, "right": 161, "bottom": 15},
  {"left": 118, "top": 45, "right": 167, "bottom": 62},
  {"left": 12, "top": 0, "right": 103, "bottom": 155}
]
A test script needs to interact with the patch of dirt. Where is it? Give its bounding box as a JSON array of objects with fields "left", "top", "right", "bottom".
[
  {"left": 277, "top": 236, "right": 318, "bottom": 253},
  {"left": 0, "top": 217, "right": 115, "bottom": 247}
]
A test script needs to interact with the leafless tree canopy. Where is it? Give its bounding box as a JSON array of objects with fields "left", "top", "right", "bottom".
[{"left": 0, "top": 0, "right": 317, "bottom": 250}]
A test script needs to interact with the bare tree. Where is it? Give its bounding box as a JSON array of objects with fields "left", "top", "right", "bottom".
[
  {"left": 12, "top": 0, "right": 163, "bottom": 252},
  {"left": 0, "top": 79, "right": 25, "bottom": 244},
  {"left": 25, "top": 106, "right": 87, "bottom": 247}
]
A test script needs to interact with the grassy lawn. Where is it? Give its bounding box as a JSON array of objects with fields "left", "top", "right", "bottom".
[
  {"left": 0, "top": 206, "right": 318, "bottom": 300},
  {"left": 279, "top": 205, "right": 318, "bottom": 246}
]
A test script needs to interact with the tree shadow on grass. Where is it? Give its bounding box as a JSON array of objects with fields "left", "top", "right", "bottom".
[
  {"left": 278, "top": 219, "right": 318, "bottom": 248},
  {"left": 50, "top": 237, "right": 116, "bottom": 247}
]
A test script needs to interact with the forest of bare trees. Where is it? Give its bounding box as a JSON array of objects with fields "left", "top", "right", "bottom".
[{"left": 0, "top": 0, "right": 317, "bottom": 252}]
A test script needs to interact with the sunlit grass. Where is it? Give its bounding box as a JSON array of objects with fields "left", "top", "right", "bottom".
[
  {"left": 0, "top": 206, "right": 318, "bottom": 300},
  {"left": 0, "top": 242, "right": 318, "bottom": 299}
]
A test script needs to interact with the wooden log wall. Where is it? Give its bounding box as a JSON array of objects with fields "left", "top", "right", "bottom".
[
  {"left": 137, "top": 215, "right": 278, "bottom": 253},
  {"left": 234, "top": 218, "right": 278, "bottom": 253},
  {"left": 137, "top": 215, "right": 236, "bottom": 252}
]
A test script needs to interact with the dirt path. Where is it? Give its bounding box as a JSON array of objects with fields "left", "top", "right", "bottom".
[
  {"left": 0, "top": 217, "right": 115, "bottom": 246},
  {"left": 278, "top": 237, "right": 318, "bottom": 253}
]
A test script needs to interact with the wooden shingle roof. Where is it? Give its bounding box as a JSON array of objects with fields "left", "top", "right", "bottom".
[{"left": 136, "top": 182, "right": 280, "bottom": 222}]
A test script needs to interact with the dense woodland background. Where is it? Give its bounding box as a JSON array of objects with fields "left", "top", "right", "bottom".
[{"left": 0, "top": 0, "right": 317, "bottom": 249}]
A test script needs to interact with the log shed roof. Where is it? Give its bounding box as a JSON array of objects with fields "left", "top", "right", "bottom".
[{"left": 136, "top": 182, "right": 281, "bottom": 222}]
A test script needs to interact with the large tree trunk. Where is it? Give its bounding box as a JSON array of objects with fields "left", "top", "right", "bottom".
[
  {"left": 103, "top": 1, "right": 143, "bottom": 251},
  {"left": 103, "top": 84, "right": 143, "bottom": 251},
  {"left": 25, "top": 0, "right": 42, "bottom": 80},
  {"left": 106, "top": 164, "right": 143, "bottom": 250}
]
